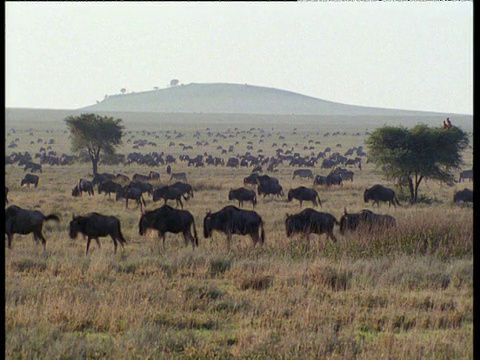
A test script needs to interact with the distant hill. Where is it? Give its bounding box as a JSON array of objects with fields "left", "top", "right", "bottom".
[{"left": 80, "top": 82, "right": 456, "bottom": 117}]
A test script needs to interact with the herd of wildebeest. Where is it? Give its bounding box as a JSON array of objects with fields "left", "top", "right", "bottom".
[{"left": 5, "top": 126, "right": 474, "bottom": 254}]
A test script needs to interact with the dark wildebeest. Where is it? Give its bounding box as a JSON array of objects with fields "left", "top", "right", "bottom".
[
  {"left": 170, "top": 181, "right": 194, "bottom": 199},
  {"left": 170, "top": 172, "right": 187, "bottom": 182},
  {"left": 116, "top": 186, "right": 146, "bottom": 211},
  {"left": 339, "top": 208, "right": 363, "bottom": 235},
  {"left": 458, "top": 170, "right": 473, "bottom": 182},
  {"left": 72, "top": 179, "right": 95, "bottom": 197},
  {"left": 132, "top": 173, "right": 150, "bottom": 182},
  {"left": 287, "top": 186, "right": 322, "bottom": 207},
  {"left": 5, "top": 186, "right": 9, "bottom": 205},
  {"left": 92, "top": 172, "right": 115, "bottom": 186},
  {"left": 257, "top": 182, "right": 284, "bottom": 198},
  {"left": 326, "top": 173, "right": 343, "bottom": 186},
  {"left": 228, "top": 187, "right": 257, "bottom": 208},
  {"left": 23, "top": 161, "right": 42, "bottom": 173},
  {"left": 128, "top": 181, "right": 154, "bottom": 197},
  {"left": 292, "top": 169, "right": 314, "bottom": 180},
  {"left": 98, "top": 180, "right": 122, "bottom": 197},
  {"left": 203, "top": 205, "right": 265, "bottom": 251},
  {"left": 5, "top": 205, "right": 60, "bottom": 249},
  {"left": 20, "top": 174, "right": 40, "bottom": 188},
  {"left": 69, "top": 212, "right": 126, "bottom": 255},
  {"left": 313, "top": 175, "right": 327, "bottom": 186},
  {"left": 148, "top": 171, "right": 160, "bottom": 180},
  {"left": 138, "top": 205, "right": 198, "bottom": 250},
  {"left": 243, "top": 172, "right": 260, "bottom": 186},
  {"left": 454, "top": 188, "right": 473, "bottom": 204},
  {"left": 358, "top": 209, "right": 396, "bottom": 231},
  {"left": 285, "top": 208, "right": 338, "bottom": 247},
  {"left": 364, "top": 184, "right": 400, "bottom": 208},
  {"left": 152, "top": 185, "right": 187, "bottom": 209}
]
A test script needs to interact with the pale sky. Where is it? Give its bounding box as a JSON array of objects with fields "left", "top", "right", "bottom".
[{"left": 5, "top": 2, "right": 473, "bottom": 115}]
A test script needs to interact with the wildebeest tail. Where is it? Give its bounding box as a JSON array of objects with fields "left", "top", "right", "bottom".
[
  {"left": 117, "top": 221, "right": 127, "bottom": 244},
  {"left": 45, "top": 214, "right": 61, "bottom": 222},
  {"left": 260, "top": 220, "right": 266, "bottom": 245},
  {"left": 192, "top": 217, "right": 199, "bottom": 247}
]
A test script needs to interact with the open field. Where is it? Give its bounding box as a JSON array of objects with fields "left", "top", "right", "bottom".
[{"left": 5, "top": 112, "right": 473, "bottom": 359}]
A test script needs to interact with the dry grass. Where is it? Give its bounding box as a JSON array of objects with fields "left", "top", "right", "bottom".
[{"left": 5, "top": 117, "right": 473, "bottom": 359}]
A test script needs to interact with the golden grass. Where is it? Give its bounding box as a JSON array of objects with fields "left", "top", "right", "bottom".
[{"left": 5, "top": 118, "right": 473, "bottom": 359}]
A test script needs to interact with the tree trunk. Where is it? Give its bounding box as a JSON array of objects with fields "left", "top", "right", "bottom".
[{"left": 92, "top": 158, "right": 99, "bottom": 175}]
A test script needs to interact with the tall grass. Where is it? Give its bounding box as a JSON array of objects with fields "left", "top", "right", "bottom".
[{"left": 5, "top": 119, "right": 472, "bottom": 359}]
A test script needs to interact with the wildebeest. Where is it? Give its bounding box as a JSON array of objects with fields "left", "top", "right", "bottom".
[
  {"left": 170, "top": 172, "right": 187, "bottom": 182},
  {"left": 128, "top": 181, "right": 154, "bottom": 197},
  {"left": 5, "top": 186, "right": 9, "bottom": 205},
  {"left": 257, "top": 182, "right": 284, "bottom": 198},
  {"left": 20, "top": 174, "right": 39, "bottom": 188},
  {"left": 364, "top": 184, "right": 400, "bottom": 208},
  {"left": 454, "top": 188, "right": 473, "bottom": 204},
  {"left": 98, "top": 180, "right": 122, "bottom": 197},
  {"left": 92, "top": 172, "right": 115, "bottom": 186},
  {"left": 292, "top": 169, "right": 314, "bottom": 180},
  {"left": 358, "top": 209, "right": 396, "bottom": 231},
  {"left": 116, "top": 186, "right": 146, "bottom": 211},
  {"left": 313, "top": 175, "right": 327, "bottom": 186},
  {"left": 203, "top": 205, "right": 265, "bottom": 250},
  {"left": 326, "top": 173, "right": 343, "bottom": 186},
  {"left": 153, "top": 185, "right": 188, "bottom": 209},
  {"left": 287, "top": 186, "right": 322, "bottom": 207},
  {"left": 148, "top": 171, "right": 160, "bottom": 180},
  {"left": 339, "top": 208, "right": 363, "bottom": 235},
  {"left": 285, "top": 208, "right": 338, "bottom": 247},
  {"left": 170, "top": 181, "right": 194, "bottom": 199},
  {"left": 23, "top": 161, "right": 42, "bottom": 173},
  {"left": 69, "top": 213, "right": 126, "bottom": 254},
  {"left": 132, "top": 173, "right": 149, "bottom": 182},
  {"left": 138, "top": 205, "right": 198, "bottom": 250},
  {"left": 458, "top": 170, "right": 473, "bottom": 182},
  {"left": 72, "top": 178, "right": 95, "bottom": 197},
  {"left": 5, "top": 205, "right": 60, "bottom": 249},
  {"left": 228, "top": 187, "right": 257, "bottom": 208}
]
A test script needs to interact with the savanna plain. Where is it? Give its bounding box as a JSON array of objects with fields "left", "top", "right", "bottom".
[{"left": 4, "top": 113, "right": 473, "bottom": 359}]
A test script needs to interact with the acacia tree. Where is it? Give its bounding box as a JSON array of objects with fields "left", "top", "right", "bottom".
[
  {"left": 64, "top": 113, "right": 124, "bottom": 175},
  {"left": 365, "top": 124, "right": 469, "bottom": 203}
]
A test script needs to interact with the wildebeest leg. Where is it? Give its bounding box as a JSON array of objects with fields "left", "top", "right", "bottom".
[
  {"left": 125, "top": 199, "right": 129, "bottom": 209},
  {"left": 7, "top": 234, "right": 13, "bottom": 248},
  {"left": 178, "top": 197, "right": 183, "bottom": 209},
  {"left": 306, "top": 234, "right": 311, "bottom": 250},
  {"left": 227, "top": 233, "right": 232, "bottom": 251},
  {"left": 86, "top": 237, "right": 92, "bottom": 255},
  {"left": 111, "top": 236, "right": 118, "bottom": 254},
  {"left": 328, "top": 231, "right": 338, "bottom": 243},
  {"left": 95, "top": 238, "right": 101, "bottom": 249}
]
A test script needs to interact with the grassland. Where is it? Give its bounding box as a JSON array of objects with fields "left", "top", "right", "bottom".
[{"left": 5, "top": 113, "right": 473, "bottom": 359}]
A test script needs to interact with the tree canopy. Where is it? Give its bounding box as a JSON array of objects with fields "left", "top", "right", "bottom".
[
  {"left": 64, "top": 113, "right": 124, "bottom": 175},
  {"left": 365, "top": 123, "right": 469, "bottom": 203}
]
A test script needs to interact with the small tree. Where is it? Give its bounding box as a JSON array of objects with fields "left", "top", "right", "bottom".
[
  {"left": 170, "top": 79, "right": 179, "bottom": 87},
  {"left": 366, "top": 123, "right": 469, "bottom": 203},
  {"left": 64, "top": 113, "right": 124, "bottom": 175},
  {"left": 120, "top": 88, "right": 126, "bottom": 94}
]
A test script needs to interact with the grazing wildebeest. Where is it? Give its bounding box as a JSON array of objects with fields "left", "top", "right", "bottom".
[
  {"left": 116, "top": 186, "right": 146, "bottom": 211},
  {"left": 92, "top": 172, "right": 115, "bottom": 186},
  {"left": 287, "top": 186, "right": 322, "bottom": 207},
  {"left": 148, "top": 171, "right": 160, "bottom": 180},
  {"left": 244, "top": 172, "right": 260, "bottom": 186},
  {"left": 170, "top": 181, "right": 194, "bottom": 199},
  {"left": 166, "top": 164, "right": 172, "bottom": 174},
  {"left": 138, "top": 205, "right": 198, "bottom": 250},
  {"left": 69, "top": 213, "right": 126, "bottom": 254},
  {"left": 228, "top": 187, "right": 257, "bottom": 208},
  {"left": 458, "top": 170, "right": 473, "bottom": 182},
  {"left": 128, "top": 181, "right": 154, "bottom": 197},
  {"left": 285, "top": 208, "right": 338, "bottom": 247},
  {"left": 20, "top": 174, "right": 39, "bottom": 188},
  {"left": 257, "top": 182, "right": 284, "bottom": 198},
  {"left": 114, "top": 173, "right": 130, "bottom": 183},
  {"left": 72, "top": 179, "right": 95, "bottom": 197},
  {"left": 98, "top": 180, "right": 122, "bottom": 197},
  {"left": 152, "top": 185, "right": 187, "bottom": 209},
  {"left": 292, "top": 169, "right": 314, "bottom": 180},
  {"left": 454, "top": 188, "right": 473, "bottom": 204},
  {"left": 170, "top": 172, "right": 188, "bottom": 182},
  {"left": 132, "top": 173, "right": 150, "bottom": 182},
  {"left": 364, "top": 184, "right": 400, "bottom": 208},
  {"left": 203, "top": 205, "right": 265, "bottom": 251},
  {"left": 5, "top": 186, "right": 9, "bottom": 205},
  {"left": 313, "top": 174, "right": 327, "bottom": 186},
  {"left": 358, "top": 209, "right": 396, "bottom": 231},
  {"left": 23, "top": 161, "right": 42, "bottom": 173},
  {"left": 326, "top": 173, "right": 343, "bottom": 186},
  {"left": 339, "top": 208, "right": 363, "bottom": 235},
  {"left": 5, "top": 205, "right": 60, "bottom": 249}
]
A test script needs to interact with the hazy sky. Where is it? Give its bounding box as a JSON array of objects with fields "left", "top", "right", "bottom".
[{"left": 5, "top": 2, "right": 473, "bottom": 114}]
